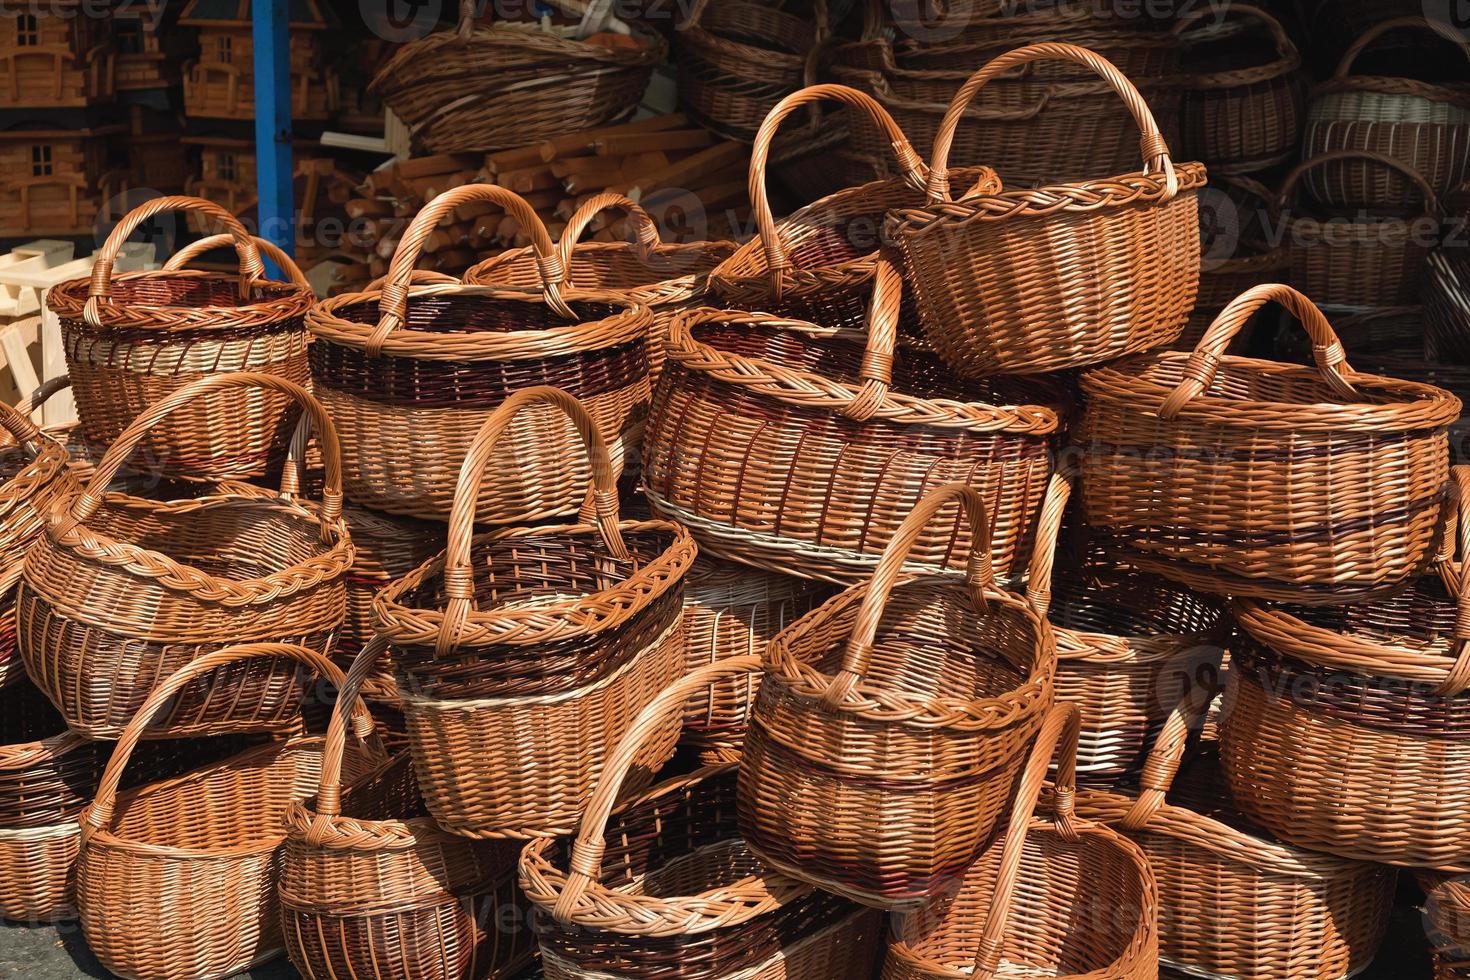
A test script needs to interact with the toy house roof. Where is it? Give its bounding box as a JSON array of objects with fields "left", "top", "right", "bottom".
[{"left": 178, "top": 0, "right": 339, "bottom": 29}]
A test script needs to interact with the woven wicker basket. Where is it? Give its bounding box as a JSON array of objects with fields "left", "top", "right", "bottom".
[
  {"left": 1027, "top": 475, "right": 1228, "bottom": 786},
  {"left": 164, "top": 232, "right": 310, "bottom": 288},
  {"left": 887, "top": 42, "right": 1205, "bottom": 377},
  {"left": 1077, "top": 681, "right": 1396, "bottom": 980},
  {"left": 1279, "top": 149, "right": 1442, "bottom": 309},
  {"left": 309, "top": 183, "right": 652, "bottom": 523},
  {"left": 281, "top": 637, "right": 533, "bottom": 980},
  {"left": 1077, "top": 283, "right": 1461, "bottom": 603},
  {"left": 369, "top": 0, "right": 665, "bottom": 154},
  {"left": 19, "top": 372, "right": 352, "bottom": 738},
  {"left": 883, "top": 702, "right": 1159, "bottom": 980},
  {"left": 644, "top": 257, "right": 1065, "bottom": 585},
  {"left": 1304, "top": 17, "right": 1470, "bottom": 211},
  {"left": 521, "top": 658, "right": 886, "bottom": 980},
  {"left": 738, "top": 482, "right": 1055, "bottom": 909},
  {"left": 47, "top": 196, "right": 314, "bottom": 481},
  {"left": 372, "top": 387, "right": 691, "bottom": 840},
  {"left": 464, "top": 192, "right": 735, "bottom": 382},
  {"left": 1424, "top": 873, "right": 1470, "bottom": 979},
  {"left": 76, "top": 644, "right": 380, "bottom": 980}
]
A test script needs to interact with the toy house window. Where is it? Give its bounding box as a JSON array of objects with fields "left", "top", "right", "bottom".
[
  {"left": 30, "top": 145, "right": 52, "bottom": 177},
  {"left": 15, "top": 15, "right": 38, "bottom": 46},
  {"left": 115, "top": 20, "right": 143, "bottom": 55},
  {"left": 216, "top": 35, "right": 232, "bottom": 63},
  {"left": 217, "top": 153, "right": 236, "bottom": 182}
]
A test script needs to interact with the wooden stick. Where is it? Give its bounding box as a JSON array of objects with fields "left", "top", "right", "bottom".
[
  {"left": 594, "top": 129, "right": 713, "bottom": 157},
  {"left": 619, "top": 140, "right": 749, "bottom": 198},
  {"left": 536, "top": 113, "right": 689, "bottom": 162}
]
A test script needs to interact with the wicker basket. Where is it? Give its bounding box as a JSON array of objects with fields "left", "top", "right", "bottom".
[
  {"left": 1082, "top": 684, "right": 1396, "bottom": 979},
  {"left": 679, "top": 558, "right": 832, "bottom": 764},
  {"left": 1423, "top": 873, "right": 1470, "bottom": 979},
  {"left": 372, "top": 387, "right": 691, "bottom": 840},
  {"left": 1304, "top": 17, "right": 1470, "bottom": 211},
  {"left": 1222, "top": 469, "right": 1470, "bottom": 870},
  {"left": 1278, "top": 149, "right": 1442, "bottom": 309},
  {"left": 76, "top": 643, "right": 380, "bottom": 980},
  {"left": 1172, "top": 4, "right": 1306, "bottom": 172},
  {"left": 164, "top": 232, "right": 311, "bottom": 288},
  {"left": 464, "top": 192, "right": 735, "bottom": 382},
  {"left": 309, "top": 183, "right": 652, "bottom": 523},
  {"left": 369, "top": 0, "right": 665, "bottom": 154},
  {"left": 1077, "top": 283, "right": 1461, "bottom": 603},
  {"left": 1026, "top": 475, "right": 1228, "bottom": 786},
  {"left": 1355, "top": 355, "right": 1470, "bottom": 466},
  {"left": 281, "top": 637, "right": 534, "bottom": 980},
  {"left": 520, "top": 658, "right": 886, "bottom": 980},
  {"left": 1428, "top": 248, "right": 1470, "bottom": 363},
  {"left": 19, "top": 372, "right": 352, "bottom": 738},
  {"left": 882, "top": 702, "right": 1159, "bottom": 980},
  {"left": 738, "top": 482, "right": 1055, "bottom": 909},
  {"left": 47, "top": 196, "right": 314, "bottom": 481},
  {"left": 644, "top": 257, "right": 1065, "bottom": 586},
  {"left": 886, "top": 43, "right": 1205, "bottom": 377}
]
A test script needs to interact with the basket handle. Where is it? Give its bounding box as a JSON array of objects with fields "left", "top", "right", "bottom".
[
  {"left": 164, "top": 233, "right": 311, "bottom": 289},
  {"left": 87, "top": 195, "right": 264, "bottom": 327},
  {"left": 57, "top": 372, "right": 346, "bottom": 537},
  {"left": 820, "top": 481, "right": 998, "bottom": 709},
  {"left": 1277, "top": 148, "right": 1442, "bottom": 217},
  {"left": 456, "top": 0, "right": 478, "bottom": 38},
  {"left": 1335, "top": 16, "right": 1470, "bottom": 78},
  {"left": 309, "top": 635, "right": 395, "bottom": 824},
  {"left": 749, "top": 84, "right": 926, "bottom": 296},
  {"left": 557, "top": 192, "right": 661, "bottom": 274},
  {"left": 837, "top": 251, "right": 903, "bottom": 420},
  {"left": 435, "top": 386, "right": 626, "bottom": 658},
  {"left": 548, "top": 655, "right": 763, "bottom": 922},
  {"left": 14, "top": 374, "right": 71, "bottom": 421},
  {"left": 1023, "top": 473, "right": 1072, "bottom": 618},
  {"left": 970, "top": 701, "right": 1083, "bottom": 979},
  {"left": 1158, "top": 284, "right": 1361, "bottom": 419},
  {"left": 0, "top": 387, "right": 51, "bottom": 455},
  {"left": 367, "top": 184, "right": 574, "bottom": 354},
  {"left": 1173, "top": 3, "right": 1297, "bottom": 64},
  {"left": 1118, "top": 678, "right": 1221, "bottom": 830},
  {"left": 926, "top": 42, "right": 1177, "bottom": 204},
  {"left": 80, "top": 642, "right": 378, "bottom": 838}
]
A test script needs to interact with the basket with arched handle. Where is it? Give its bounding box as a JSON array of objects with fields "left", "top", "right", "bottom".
[
  {"left": 737, "top": 481, "right": 1056, "bottom": 909},
  {"left": 373, "top": 386, "right": 692, "bottom": 840},
  {"left": 75, "top": 642, "right": 381, "bottom": 980},
  {"left": 18, "top": 371, "right": 353, "bottom": 738},
  {"left": 885, "top": 42, "right": 1207, "bottom": 377},
  {"left": 1077, "top": 283, "right": 1462, "bottom": 603},
  {"left": 46, "top": 196, "right": 315, "bottom": 480},
  {"left": 308, "top": 183, "right": 653, "bottom": 523}
]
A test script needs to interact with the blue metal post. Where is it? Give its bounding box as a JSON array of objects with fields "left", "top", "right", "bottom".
[{"left": 253, "top": 0, "right": 294, "bottom": 277}]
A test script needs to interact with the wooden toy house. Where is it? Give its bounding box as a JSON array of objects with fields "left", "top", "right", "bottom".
[
  {"left": 0, "top": 126, "right": 123, "bottom": 236},
  {"left": 0, "top": 2, "right": 113, "bottom": 109},
  {"left": 114, "top": 1, "right": 191, "bottom": 92},
  {"left": 179, "top": 0, "right": 337, "bottom": 121}
]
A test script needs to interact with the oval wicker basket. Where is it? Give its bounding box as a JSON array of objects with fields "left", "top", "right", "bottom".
[
  {"left": 644, "top": 258, "right": 1066, "bottom": 585},
  {"left": 1077, "top": 283, "right": 1461, "bottom": 603},
  {"left": 368, "top": 0, "right": 665, "bottom": 154},
  {"left": 309, "top": 183, "right": 653, "bottom": 523},
  {"left": 882, "top": 702, "right": 1159, "bottom": 980},
  {"left": 737, "top": 482, "right": 1056, "bottom": 910},
  {"left": 47, "top": 196, "right": 314, "bottom": 480},
  {"left": 886, "top": 42, "right": 1205, "bottom": 377},
  {"left": 1076, "top": 682, "right": 1397, "bottom": 980},
  {"left": 372, "top": 387, "right": 691, "bottom": 840},
  {"left": 520, "top": 657, "right": 886, "bottom": 980},
  {"left": 1304, "top": 17, "right": 1470, "bottom": 211},
  {"left": 76, "top": 643, "right": 380, "bottom": 980},
  {"left": 19, "top": 372, "right": 352, "bottom": 739}
]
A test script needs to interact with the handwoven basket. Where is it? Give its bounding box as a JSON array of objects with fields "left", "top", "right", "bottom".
[
  {"left": 1423, "top": 873, "right": 1470, "bottom": 979},
  {"left": 309, "top": 183, "right": 652, "bottom": 523},
  {"left": 882, "top": 702, "right": 1159, "bottom": 980},
  {"left": 372, "top": 387, "right": 691, "bottom": 840},
  {"left": 1222, "top": 469, "right": 1470, "bottom": 870},
  {"left": 1304, "top": 17, "right": 1470, "bottom": 210},
  {"left": 886, "top": 42, "right": 1205, "bottom": 377},
  {"left": 520, "top": 658, "right": 886, "bottom": 980},
  {"left": 1027, "top": 474, "right": 1228, "bottom": 786},
  {"left": 1077, "top": 283, "right": 1461, "bottom": 603},
  {"left": 738, "top": 482, "right": 1056, "bottom": 909},
  {"left": 464, "top": 192, "right": 735, "bottom": 382},
  {"left": 1278, "top": 149, "right": 1442, "bottom": 309},
  {"left": 47, "top": 196, "right": 314, "bottom": 480},
  {"left": 369, "top": 0, "right": 665, "bottom": 154},
  {"left": 76, "top": 644, "right": 380, "bottom": 980},
  {"left": 644, "top": 258, "right": 1065, "bottom": 585},
  {"left": 679, "top": 558, "right": 832, "bottom": 764},
  {"left": 1428, "top": 249, "right": 1470, "bottom": 364},
  {"left": 19, "top": 372, "right": 352, "bottom": 738},
  {"left": 1172, "top": 4, "right": 1306, "bottom": 172},
  {"left": 281, "top": 637, "right": 533, "bottom": 980}
]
